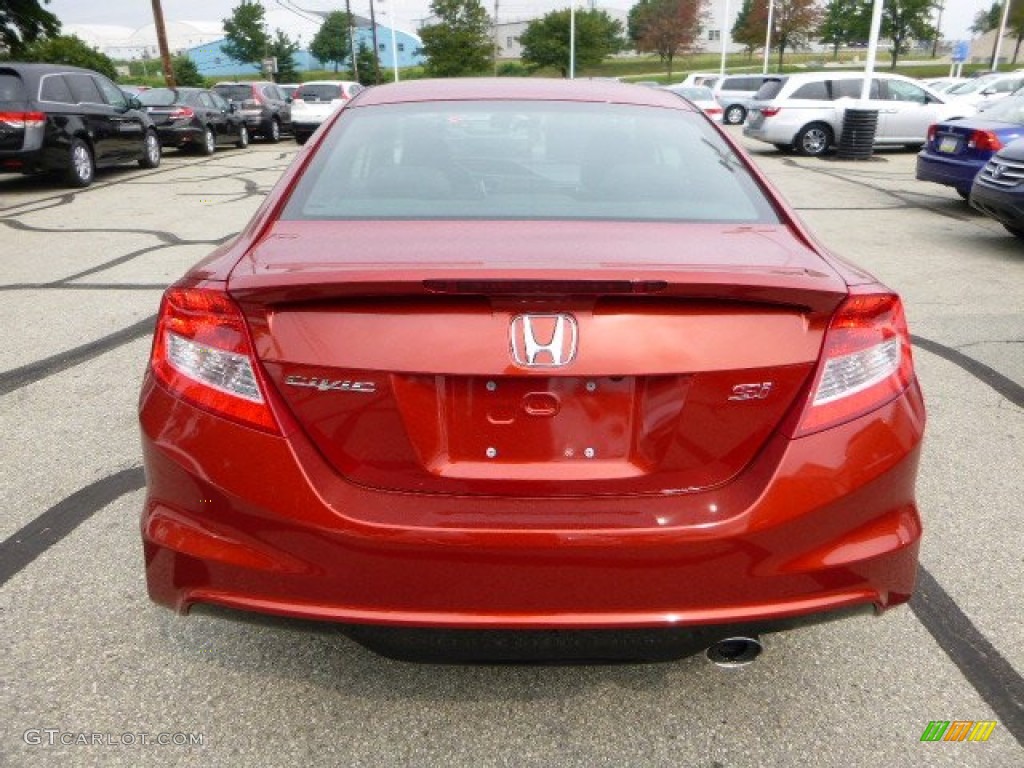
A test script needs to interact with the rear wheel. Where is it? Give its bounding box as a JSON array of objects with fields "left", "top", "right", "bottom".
[
  {"left": 65, "top": 138, "right": 94, "bottom": 188},
  {"left": 723, "top": 105, "right": 747, "bottom": 125},
  {"left": 1005, "top": 224, "right": 1024, "bottom": 239},
  {"left": 794, "top": 123, "right": 833, "bottom": 157},
  {"left": 200, "top": 126, "right": 216, "bottom": 155},
  {"left": 266, "top": 118, "right": 281, "bottom": 143},
  {"left": 139, "top": 130, "right": 161, "bottom": 168},
  {"left": 235, "top": 124, "right": 249, "bottom": 149}
]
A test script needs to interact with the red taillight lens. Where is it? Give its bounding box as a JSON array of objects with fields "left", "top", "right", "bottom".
[
  {"left": 760, "top": 107, "right": 781, "bottom": 117},
  {"left": 168, "top": 106, "right": 195, "bottom": 120},
  {"left": 292, "top": 97, "right": 305, "bottom": 104},
  {"left": 0, "top": 110, "right": 45, "bottom": 128},
  {"left": 793, "top": 293, "right": 914, "bottom": 437},
  {"left": 150, "top": 284, "right": 279, "bottom": 433},
  {"left": 968, "top": 130, "right": 1002, "bottom": 152},
  {"left": 926, "top": 124, "right": 937, "bottom": 142}
]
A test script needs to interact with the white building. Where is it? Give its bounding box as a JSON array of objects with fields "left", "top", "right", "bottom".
[{"left": 63, "top": 21, "right": 225, "bottom": 60}]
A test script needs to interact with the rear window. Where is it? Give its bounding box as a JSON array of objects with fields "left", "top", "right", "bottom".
[
  {"left": 722, "top": 77, "right": 763, "bottom": 91},
  {"left": 754, "top": 79, "right": 786, "bottom": 100},
  {"left": 282, "top": 101, "right": 779, "bottom": 224},
  {"left": 298, "top": 84, "right": 343, "bottom": 102},
  {"left": 0, "top": 72, "right": 27, "bottom": 103},
  {"left": 214, "top": 84, "right": 253, "bottom": 102},
  {"left": 139, "top": 88, "right": 181, "bottom": 106}
]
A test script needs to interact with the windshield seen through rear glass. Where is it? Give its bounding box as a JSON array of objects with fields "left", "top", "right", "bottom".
[{"left": 282, "top": 100, "right": 779, "bottom": 223}]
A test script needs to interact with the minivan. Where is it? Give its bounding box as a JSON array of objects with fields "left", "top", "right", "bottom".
[
  {"left": 744, "top": 72, "right": 976, "bottom": 156},
  {"left": 713, "top": 74, "right": 776, "bottom": 125}
]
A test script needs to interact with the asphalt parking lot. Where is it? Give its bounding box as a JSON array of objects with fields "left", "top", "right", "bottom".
[{"left": 1, "top": 130, "right": 1021, "bottom": 767}]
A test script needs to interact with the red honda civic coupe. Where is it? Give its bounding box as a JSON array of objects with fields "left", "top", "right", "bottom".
[{"left": 139, "top": 78, "right": 924, "bottom": 663}]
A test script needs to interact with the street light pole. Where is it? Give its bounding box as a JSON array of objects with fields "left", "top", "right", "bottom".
[{"left": 762, "top": 0, "right": 774, "bottom": 74}]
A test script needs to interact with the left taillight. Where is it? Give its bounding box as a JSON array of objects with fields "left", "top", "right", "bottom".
[
  {"left": 792, "top": 292, "right": 915, "bottom": 437},
  {"left": 150, "top": 283, "right": 279, "bottom": 433}
]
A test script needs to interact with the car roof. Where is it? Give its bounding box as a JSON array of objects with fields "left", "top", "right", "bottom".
[
  {"left": 353, "top": 77, "right": 697, "bottom": 111},
  {"left": 299, "top": 80, "right": 360, "bottom": 86}
]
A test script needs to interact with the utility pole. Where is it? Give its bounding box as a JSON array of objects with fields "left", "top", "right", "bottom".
[
  {"left": 931, "top": 1, "right": 943, "bottom": 59},
  {"left": 369, "top": 0, "right": 382, "bottom": 84},
  {"left": 345, "top": 0, "right": 359, "bottom": 81},
  {"left": 493, "top": 0, "right": 499, "bottom": 76},
  {"left": 150, "top": 0, "right": 176, "bottom": 87}
]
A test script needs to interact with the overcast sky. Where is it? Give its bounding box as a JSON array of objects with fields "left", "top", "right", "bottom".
[{"left": 44, "top": 0, "right": 979, "bottom": 42}]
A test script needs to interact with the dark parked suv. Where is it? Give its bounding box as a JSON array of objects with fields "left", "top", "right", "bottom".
[
  {"left": 970, "top": 137, "right": 1024, "bottom": 239},
  {"left": 212, "top": 81, "right": 292, "bottom": 142},
  {"left": 0, "top": 62, "right": 160, "bottom": 187}
]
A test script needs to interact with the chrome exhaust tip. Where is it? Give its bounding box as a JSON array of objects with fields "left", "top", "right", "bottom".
[{"left": 706, "top": 636, "right": 763, "bottom": 667}]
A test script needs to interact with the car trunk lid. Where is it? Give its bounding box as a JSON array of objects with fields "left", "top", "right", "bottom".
[{"left": 230, "top": 220, "right": 846, "bottom": 496}]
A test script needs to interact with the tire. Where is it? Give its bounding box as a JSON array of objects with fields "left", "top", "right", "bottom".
[
  {"left": 139, "top": 130, "right": 161, "bottom": 168},
  {"left": 1004, "top": 224, "right": 1024, "bottom": 239},
  {"left": 235, "top": 124, "right": 249, "bottom": 149},
  {"left": 295, "top": 132, "right": 309, "bottom": 145},
  {"left": 65, "top": 138, "right": 94, "bottom": 188},
  {"left": 723, "top": 104, "right": 747, "bottom": 125},
  {"left": 794, "top": 123, "right": 833, "bottom": 157},
  {"left": 266, "top": 118, "right": 281, "bottom": 143},
  {"left": 200, "top": 126, "right": 216, "bottom": 155}
]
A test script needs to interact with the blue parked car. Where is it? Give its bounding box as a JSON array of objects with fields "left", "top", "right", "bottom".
[
  {"left": 916, "top": 92, "right": 1024, "bottom": 199},
  {"left": 970, "top": 138, "right": 1024, "bottom": 239}
]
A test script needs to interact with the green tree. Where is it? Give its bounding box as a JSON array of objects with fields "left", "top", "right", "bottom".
[
  {"left": 0, "top": 0, "right": 60, "bottom": 57},
  {"left": 310, "top": 10, "right": 353, "bottom": 72},
  {"left": 269, "top": 29, "right": 299, "bottom": 82},
  {"left": 627, "top": 0, "right": 706, "bottom": 78},
  {"left": 419, "top": 0, "right": 493, "bottom": 77},
  {"left": 519, "top": 9, "right": 624, "bottom": 77},
  {"left": 173, "top": 55, "right": 204, "bottom": 87},
  {"left": 19, "top": 34, "right": 117, "bottom": 79},
  {"left": 971, "top": 1, "right": 1002, "bottom": 34},
  {"left": 731, "top": 0, "right": 766, "bottom": 57},
  {"left": 818, "top": 0, "right": 869, "bottom": 59},
  {"left": 222, "top": 1, "right": 270, "bottom": 70},
  {"left": 881, "top": 0, "right": 937, "bottom": 68},
  {"left": 1009, "top": 0, "right": 1024, "bottom": 64},
  {"left": 353, "top": 40, "right": 378, "bottom": 86}
]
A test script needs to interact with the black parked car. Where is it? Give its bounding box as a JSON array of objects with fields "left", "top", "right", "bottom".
[
  {"left": 138, "top": 87, "right": 249, "bottom": 154},
  {"left": 0, "top": 62, "right": 160, "bottom": 188},
  {"left": 970, "top": 137, "right": 1024, "bottom": 240},
  {"left": 211, "top": 81, "right": 292, "bottom": 142}
]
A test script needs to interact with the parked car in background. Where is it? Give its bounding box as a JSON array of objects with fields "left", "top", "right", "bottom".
[
  {"left": 712, "top": 74, "right": 776, "bottom": 125},
  {"left": 970, "top": 137, "right": 1024, "bottom": 239},
  {"left": 291, "top": 80, "right": 363, "bottom": 144},
  {"left": 745, "top": 72, "right": 974, "bottom": 156},
  {"left": 675, "top": 72, "right": 720, "bottom": 89},
  {"left": 663, "top": 84, "right": 723, "bottom": 121},
  {"left": 921, "top": 77, "right": 968, "bottom": 94},
  {"left": 140, "top": 78, "right": 925, "bottom": 664},
  {"left": 279, "top": 83, "right": 301, "bottom": 100},
  {"left": 138, "top": 87, "right": 250, "bottom": 154},
  {"left": 915, "top": 91, "right": 1024, "bottom": 199},
  {"left": 945, "top": 73, "right": 1024, "bottom": 109},
  {"left": 212, "top": 81, "right": 292, "bottom": 142},
  {"left": 0, "top": 62, "right": 160, "bottom": 187}
]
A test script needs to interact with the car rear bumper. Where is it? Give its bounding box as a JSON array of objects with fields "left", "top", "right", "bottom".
[
  {"left": 154, "top": 125, "right": 202, "bottom": 148},
  {"left": 140, "top": 376, "right": 925, "bottom": 631},
  {"left": 915, "top": 151, "right": 982, "bottom": 192}
]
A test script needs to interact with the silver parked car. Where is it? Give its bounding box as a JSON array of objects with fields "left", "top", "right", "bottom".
[{"left": 744, "top": 72, "right": 975, "bottom": 156}]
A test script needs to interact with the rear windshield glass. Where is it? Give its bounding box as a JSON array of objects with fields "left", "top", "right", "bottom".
[
  {"left": 282, "top": 101, "right": 779, "bottom": 223},
  {"left": 298, "top": 84, "right": 342, "bottom": 101},
  {"left": 214, "top": 84, "right": 252, "bottom": 101},
  {"left": 138, "top": 88, "right": 180, "bottom": 106},
  {"left": 668, "top": 86, "right": 713, "bottom": 101},
  {"left": 753, "top": 79, "right": 786, "bottom": 100},
  {"left": 0, "top": 72, "right": 27, "bottom": 103}
]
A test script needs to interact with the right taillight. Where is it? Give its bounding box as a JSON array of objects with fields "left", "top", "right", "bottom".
[
  {"left": 793, "top": 293, "right": 915, "bottom": 436},
  {"left": 149, "top": 282, "right": 279, "bottom": 433},
  {"left": 168, "top": 106, "right": 195, "bottom": 120},
  {"left": 760, "top": 107, "right": 781, "bottom": 117},
  {"left": 968, "top": 130, "right": 1002, "bottom": 152}
]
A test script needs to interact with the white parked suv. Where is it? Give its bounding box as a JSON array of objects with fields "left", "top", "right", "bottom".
[
  {"left": 743, "top": 72, "right": 976, "bottom": 156},
  {"left": 291, "top": 80, "right": 363, "bottom": 144}
]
